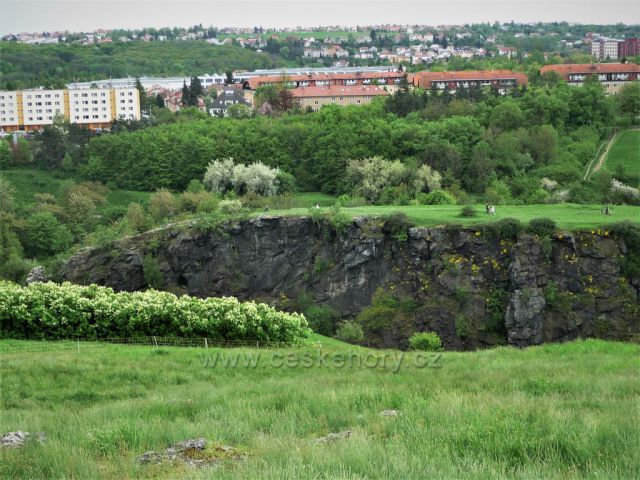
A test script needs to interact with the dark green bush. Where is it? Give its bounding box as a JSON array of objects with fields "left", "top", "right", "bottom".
[
  {"left": 527, "top": 218, "right": 557, "bottom": 237},
  {"left": 459, "top": 206, "right": 478, "bottom": 217},
  {"left": 335, "top": 321, "right": 364, "bottom": 344},
  {"left": 418, "top": 190, "right": 457, "bottom": 205},
  {"left": 482, "top": 218, "right": 523, "bottom": 240},
  {"left": 143, "top": 255, "right": 164, "bottom": 289},
  {"left": 381, "top": 212, "right": 415, "bottom": 242},
  {"left": 305, "top": 305, "right": 338, "bottom": 336}
]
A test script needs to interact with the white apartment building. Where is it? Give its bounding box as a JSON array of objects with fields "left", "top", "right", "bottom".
[
  {"left": 0, "top": 87, "right": 140, "bottom": 131},
  {"left": 591, "top": 38, "right": 620, "bottom": 60},
  {"left": 0, "top": 91, "right": 20, "bottom": 128}
]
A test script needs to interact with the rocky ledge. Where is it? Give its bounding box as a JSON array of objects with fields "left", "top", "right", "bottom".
[{"left": 60, "top": 216, "right": 640, "bottom": 350}]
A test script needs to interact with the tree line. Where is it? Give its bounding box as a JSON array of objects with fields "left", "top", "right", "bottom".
[
  {"left": 0, "top": 42, "right": 281, "bottom": 89},
  {"left": 77, "top": 80, "right": 630, "bottom": 205}
]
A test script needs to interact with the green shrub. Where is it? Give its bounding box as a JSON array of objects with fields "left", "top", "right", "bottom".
[
  {"left": 148, "top": 188, "right": 177, "bottom": 221},
  {"left": 0, "top": 281, "right": 310, "bottom": 342},
  {"left": 335, "top": 321, "right": 364, "bottom": 344},
  {"left": 305, "top": 305, "right": 338, "bottom": 336},
  {"left": 276, "top": 171, "right": 298, "bottom": 195},
  {"left": 143, "top": 255, "right": 164, "bottom": 289},
  {"left": 357, "top": 289, "right": 418, "bottom": 335},
  {"left": 527, "top": 218, "right": 557, "bottom": 237},
  {"left": 455, "top": 314, "right": 469, "bottom": 337},
  {"left": 186, "top": 179, "right": 205, "bottom": 193},
  {"left": 218, "top": 199, "right": 244, "bottom": 215},
  {"left": 22, "top": 212, "right": 73, "bottom": 257},
  {"left": 327, "top": 204, "right": 351, "bottom": 234},
  {"left": 459, "top": 206, "right": 478, "bottom": 217},
  {"left": 419, "top": 189, "right": 456, "bottom": 205},
  {"left": 408, "top": 331, "right": 443, "bottom": 351},
  {"left": 482, "top": 218, "right": 523, "bottom": 240},
  {"left": 381, "top": 212, "right": 415, "bottom": 242},
  {"left": 194, "top": 211, "right": 226, "bottom": 234},
  {"left": 126, "top": 203, "right": 148, "bottom": 234}
]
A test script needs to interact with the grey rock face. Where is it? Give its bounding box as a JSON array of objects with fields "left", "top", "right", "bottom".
[
  {"left": 60, "top": 216, "right": 640, "bottom": 350},
  {"left": 26, "top": 266, "right": 48, "bottom": 284}
]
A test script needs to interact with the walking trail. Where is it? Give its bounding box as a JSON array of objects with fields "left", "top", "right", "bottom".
[{"left": 585, "top": 128, "right": 640, "bottom": 180}]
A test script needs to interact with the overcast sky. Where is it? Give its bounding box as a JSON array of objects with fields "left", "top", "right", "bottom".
[{"left": 1, "top": 0, "right": 639, "bottom": 35}]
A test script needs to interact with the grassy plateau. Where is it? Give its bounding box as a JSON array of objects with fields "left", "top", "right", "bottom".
[
  {"left": 1, "top": 338, "right": 639, "bottom": 479},
  {"left": 267, "top": 203, "right": 640, "bottom": 230}
]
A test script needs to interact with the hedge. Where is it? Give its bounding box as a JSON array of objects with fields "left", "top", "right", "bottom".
[{"left": 0, "top": 281, "right": 309, "bottom": 343}]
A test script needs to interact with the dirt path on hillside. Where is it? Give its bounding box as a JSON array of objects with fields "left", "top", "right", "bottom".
[{"left": 586, "top": 128, "right": 640, "bottom": 180}]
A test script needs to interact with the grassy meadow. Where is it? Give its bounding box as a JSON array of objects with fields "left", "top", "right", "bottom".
[
  {"left": 3, "top": 168, "right": 638, "bottom": 240},
  {"left": 1, "top": 338, "right": 638, "bottom": 479},
  {"left": 603, "top": 129, "right": 640, "bottom": 179},
  {"left": 266, "top": 203, "right": 640, "bottom": 230}
]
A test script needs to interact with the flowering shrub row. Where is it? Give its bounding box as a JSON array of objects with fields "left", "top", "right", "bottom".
[{"left": 0, "top": 282, "right": 309, "bottom": 343}]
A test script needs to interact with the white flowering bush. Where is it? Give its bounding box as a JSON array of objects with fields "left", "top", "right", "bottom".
[
  {"left": 610, "top": 179, "right": 640, "bottom": 205},
  {"left": 203, "top": 158, "right": 280, "bottom": 197},
  {"left": 203, "top": 158, "right": 235, "bottom": 194},
  {"left": 218, "top": 199, "right": 244, "bottom": 215},
  {"left": 0, "top": 281, "right": 309, "bottom": 343},
  {"left": 540, "top": 177, "right": 558, "bottom": 191}
]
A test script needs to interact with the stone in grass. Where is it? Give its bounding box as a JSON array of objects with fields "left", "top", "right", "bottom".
[
  {"left": 380, "top": 409, "right": 399, "bottom": 417},
  {"left": 137, "top": 438, "right": 244, "bottom": 468},
  {"left": 314, "top": 430, "right": 352, "bottom": 444},
  {"left": 0, "top": 431, "right": 47, "bottom": 448}
]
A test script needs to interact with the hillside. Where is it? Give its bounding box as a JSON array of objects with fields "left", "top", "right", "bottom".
[
  {"left": 1, "top": 338, "right": 638, "bottom": 478},
  {"left": 0, "top": 42, "right": 282, "bottom": 89}
]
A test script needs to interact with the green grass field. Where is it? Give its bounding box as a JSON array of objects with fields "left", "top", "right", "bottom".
[
  {"left": 267, "top": 203, "right": 640, "bottom": 230},
  {"left": 603, "top": 129, "right": 640, "bottom": 178},
  {"left": 1, "top": 338, "right": 638, "bottom": 479},
  {"left": 3, "top": 168, "right": 638, "bottom": 230}
]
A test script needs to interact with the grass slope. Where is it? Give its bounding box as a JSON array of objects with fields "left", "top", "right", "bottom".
[
  {"left": 603, "top": 129, "right": 640, "bottom": 178},
  {"left": 267, "top": 203, "right": 640, "bottom": 230},
  {"left": 1, "top": 339, "right": 638, "bottom": 479},
  {"left": 1, "top": 168, "right": 151, "bottom": 212}
]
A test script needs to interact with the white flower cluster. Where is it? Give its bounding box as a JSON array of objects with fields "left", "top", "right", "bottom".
[
  {"left": 540, "top": 177, "right": 558, "bottom": 191},
  {"left": 611, "top": 179, "right": 640, "bottom": 201},
  {"left": 0, "top": 281, "right": 309, "bottom": 342}
]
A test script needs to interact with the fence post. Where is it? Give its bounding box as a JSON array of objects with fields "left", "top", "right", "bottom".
[
  {"left": 77, "top": 339, "right": 80, "bottom": 353},
  {"left": 204, "top": 338, "right": 208, "bottom": 349},
  {"left": 153, "top": 336, "right": 158, "bottom": 349}
]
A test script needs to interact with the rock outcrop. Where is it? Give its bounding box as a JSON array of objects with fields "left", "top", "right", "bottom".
[{"left": 60, "top": 216, "right": 640, "bottom": 350}]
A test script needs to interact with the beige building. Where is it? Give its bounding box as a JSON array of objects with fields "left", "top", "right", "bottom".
[
  {"left": 539, "top": 63, "right": 640, "bottom": 95},
  {"left": 0, "top": 87, "right": 140, "bottom": 131},
  {"left": 290, "top": 85, "right": 389, "bottom": 111}
]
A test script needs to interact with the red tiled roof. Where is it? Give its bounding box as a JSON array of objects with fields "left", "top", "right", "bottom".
[
  {"left": 410, "top": 70, "right": 528, "bottom": 88},
  {"left": 539, "top": 63, "right": 640, "bottom": 80},
  {"left": 289, "top": 85, "right": 390, "bottom": 98},
  {"left": 246, "top": 71, "right": 405, "bottom": 90}
]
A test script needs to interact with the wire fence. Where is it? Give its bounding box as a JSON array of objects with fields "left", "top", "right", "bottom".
[{"left": 0, "top": 336, "right": 297, "bottom": 356}]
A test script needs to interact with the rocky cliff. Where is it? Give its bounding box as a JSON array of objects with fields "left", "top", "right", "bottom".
[{"left": 60, "top": 216, "right": 640, "bottom": 349}]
